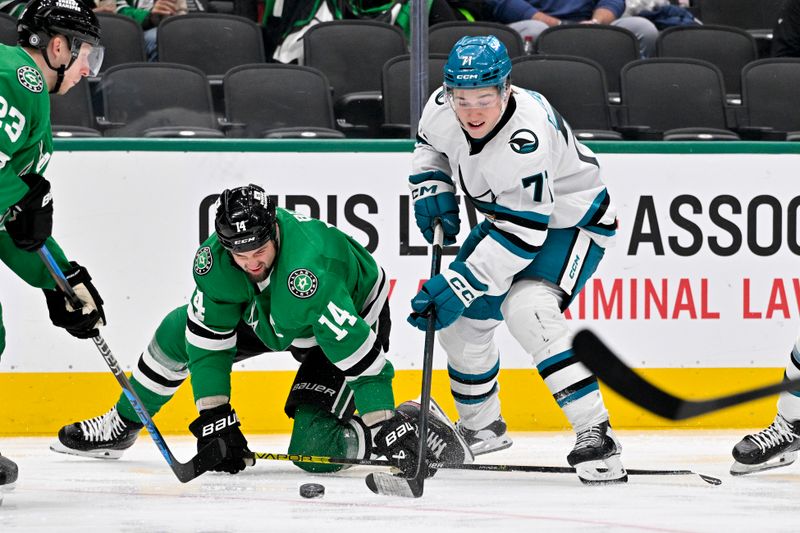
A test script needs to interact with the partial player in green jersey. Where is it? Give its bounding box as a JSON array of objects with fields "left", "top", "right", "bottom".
[
  {"left": 53, "top": 185, "right": 472, "bottom": 477},
  {"left": 0, "top": 0, "right": 106, "bottom": 501}
]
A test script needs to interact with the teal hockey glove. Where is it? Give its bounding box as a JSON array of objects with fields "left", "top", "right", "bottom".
[
  {"left": 407, "top": 262, "right": 487, "bottom": 330},
  {"left": 409, "top": 170, "right": 460, "bottom": 245}
]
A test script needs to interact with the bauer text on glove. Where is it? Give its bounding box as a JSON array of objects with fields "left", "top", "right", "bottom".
[{"left": 189, "top": 403, "right": 251, "bottom": 475}]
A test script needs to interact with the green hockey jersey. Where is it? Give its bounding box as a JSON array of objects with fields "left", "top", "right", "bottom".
[
  {"left": 0, "top": 44, "right": 53, "bottom": 213},
  {"left": 0, "top": 44, "right": 69, "bottom": 290},
  {"left": 187, "top": 208, "right": 395, "bottom": 415}
]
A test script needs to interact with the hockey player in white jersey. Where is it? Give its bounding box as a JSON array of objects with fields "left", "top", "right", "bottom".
[
  {"left": 731, "top": 332, "right": 800, "bottom": 475},
  {"left": 406, "top": 35, "right": 625, "bottom": 484}
]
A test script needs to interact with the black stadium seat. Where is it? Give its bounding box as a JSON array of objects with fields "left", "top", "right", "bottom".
[
  {"left": 381, "top": 54, "right": 448, "bottom": 138},
  {"left": 739, "top": 58, "right": 800, "bottom": 141},
  {"left": 222, "top": 64, "right": 344, "bottom": 139},
  {"left": 618, "top": 58, "right": 740, "bottom": 141},
  {"left": 95, "top": 13, "right": 146, "bottom": 73},
  {"left": 50, "top": 78, "right": 101, "bottom": 138},
  {"left": 0, "top": 12, "right": 16, "bottom": 46},
  {"left": 535, "top": 24, "right": 639, "bottom": 96},
  {"left": 157, "top": 13, "right": 265, "bottom": 80},
  {"left": 656, "top": 25, "right": 758, "bottom": 99},
  {"left": 304, "top": 20, "right": 407, "bottom": 137},
  {"left": 512, "top": 55, "right": 622, "bottom": 140},
  {"left": 99, "top": 63, "right": 223, "bottom": 138},
  {"left": 428, "top": 21, "right": 525, "bottom": 58}
]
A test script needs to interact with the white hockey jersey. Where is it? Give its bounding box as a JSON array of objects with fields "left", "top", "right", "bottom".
[{"left": 412, "top": 86, "right": 617, "bottom": 297}]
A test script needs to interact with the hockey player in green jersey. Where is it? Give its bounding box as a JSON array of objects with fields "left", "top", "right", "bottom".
[
  {"left": 53, "top": 184, "right": 471, "bottom": 476},
  {"left": 0, "top": 0, "right": 106, "bottom": 502}
]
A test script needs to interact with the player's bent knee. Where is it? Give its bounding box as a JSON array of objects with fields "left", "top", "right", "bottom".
[
  {"left": 502, "top": 280, "right": 571, "bottom": 358},
  {"left": 288, "top": 404, "right": 349, "bottom": 473}
]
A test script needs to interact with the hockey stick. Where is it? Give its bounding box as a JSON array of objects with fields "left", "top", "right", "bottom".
[
  {"left": 252, "top": 451, "right": 721, "bottom": 485},
  {"left": 38, "top": 246, "right": 226, "bottom": 483},
  {"left": 365, "top": 220, "right": 444, "bottom": 498},
  {"left": 572, "top": 328, "right": 800, "bottom": 421}
]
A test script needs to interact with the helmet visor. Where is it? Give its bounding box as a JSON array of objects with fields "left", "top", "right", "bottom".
[
  {"left": 80, "top": 43, "right": 104, "bottom": 77},
  {"left": 444, "top": 85, "right": 505, "bottom": 110}
]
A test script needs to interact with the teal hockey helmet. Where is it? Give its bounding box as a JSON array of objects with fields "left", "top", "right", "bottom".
[{"left": 443, "top": 35, "right": 512, "bottom": 90}]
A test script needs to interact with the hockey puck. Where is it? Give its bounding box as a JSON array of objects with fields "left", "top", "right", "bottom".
[{"left": 299, "top": 483, "right": 325, "bottom": 499}]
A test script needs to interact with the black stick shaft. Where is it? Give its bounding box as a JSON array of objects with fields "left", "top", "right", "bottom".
[{"left": 413, "top": 221, "right": 444, "bottom": 487}]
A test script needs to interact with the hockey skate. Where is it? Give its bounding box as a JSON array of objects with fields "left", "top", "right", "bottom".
[
  {"left": 567, "top": 420, "right": 627, "bottom": 484},
  {"left": 730, "top": 414, "right": 800, "bottom": 475},
  {"left": 50, "top": 406, "right": 144, "bottom": 459},
  {"left": 0, "top": 453, "right": 18, "bottom": 506},
  {"left": 456, "top": 416, "right": 513, "bottom": 456}
]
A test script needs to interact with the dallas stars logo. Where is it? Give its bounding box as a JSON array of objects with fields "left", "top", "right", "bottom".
[
  {"left": 17, "top": 66, "right": 43, "bottom": 93},
  {"left": 194, "top": 246, "right": 213, "bottom": 276},
  {"left": 288, "top": 268, "right": 318, "bottom": 299}
]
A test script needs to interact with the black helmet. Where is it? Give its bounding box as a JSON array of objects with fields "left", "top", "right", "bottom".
[
  {"left": 18, "top": 0, "right": 102, "bottom": 93},
  {"left": 18, "top": 0, "right": 101, "bottom": 49},
  {"left": 215, "top": 184, "right": 277, "bottom": 253}
]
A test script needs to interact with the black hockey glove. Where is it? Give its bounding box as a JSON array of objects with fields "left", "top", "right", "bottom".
[
  {"left": 43, "top": 262, "right": 106, "bottom": 339},
  {"left": 371, "top": 401, "right": 473, "bottom": 479},
  {"left": 189, "top": 403, "right": 251, "bottom": 475},
  {"left": 5, "top": 173, "right": 53, "bottom": 252},
  {"left": 371, "top": 410, "right": 437, "bottom": 479}
]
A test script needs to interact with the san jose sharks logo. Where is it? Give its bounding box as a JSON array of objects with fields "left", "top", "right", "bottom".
[
  {"left": 509, "top": 129, "right": 539, "bottom": 154},
  {"left": 288, "top": 268, "right": 318, "bottom": 298}
]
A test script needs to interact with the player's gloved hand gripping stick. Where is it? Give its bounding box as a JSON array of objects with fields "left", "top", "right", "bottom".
[
  {"left": 38, "top": 245, "right": 226, "bottom": 482},
  {"left": 366, "top": 220, "right": 444, "bottom": 498}
]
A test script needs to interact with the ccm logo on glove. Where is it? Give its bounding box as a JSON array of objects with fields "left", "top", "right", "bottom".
[
  {"left": 200, "top": 411, "right": 239, "bottom": 437},
  {"left": 447, "top": 272, "right": 479, "bottom": 305}
]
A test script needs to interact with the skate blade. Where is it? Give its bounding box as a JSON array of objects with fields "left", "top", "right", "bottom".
[
  {"left": 730, "top": 452, "right": 797, "bottom": 476},
  {"left": 576, "top": 455, "right": 628, "bottom": 485},
  {"left": 471, "top": 436, "right": 514, "bottom": 457},
  {"left": 49, "top": 441, "right": 125, "bottom": 460}
]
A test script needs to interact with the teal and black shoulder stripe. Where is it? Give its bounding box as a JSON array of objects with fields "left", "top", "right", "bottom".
[{"left": 578, "top": 189, "right": 616, "bottom": 236}]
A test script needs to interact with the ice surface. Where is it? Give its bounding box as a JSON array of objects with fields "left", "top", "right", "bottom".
[{"left": 0, "top": 430, "right": 796, "bottom": 532}]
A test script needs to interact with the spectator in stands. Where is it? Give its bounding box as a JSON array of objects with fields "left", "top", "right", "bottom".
[
  {"left": 773, "top": 0, "right": 800, "bottom": 57},
  {"left": 0, "top": 0, "right": 26, "bottom": 17},
  {"left": 485, "top": 0, "right": 659, "bottom": 57},
  {"left": 624, "top": 0, "right": 699, "bottom": 30},
  {"left": 115, "top": 0, "right": 187, "bottom": 61},
  {"left": 266, "top": 0, "right": 460, "bottom": 63}
]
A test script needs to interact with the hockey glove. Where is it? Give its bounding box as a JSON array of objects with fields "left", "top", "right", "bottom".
[
  {"left": 371, "top": 401, "right": 473, "bottom": 478},
  {"left": 43, "top": 262, "right": 106, "bottom": 339},
  {"left": 408, "top": 262, "right": 487, "bottom": 331},
  {"left": 409, "top": 170, "right": 460, "bottom": 245},
  {"left": 5, "top": 173, "right": 53, "bottom": 252},
  {"left": 371, "top": 409, "right": 437, "bottom": 478},
  {"left": 189, "top": 403, "right": 251, "bottom": 475}
]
